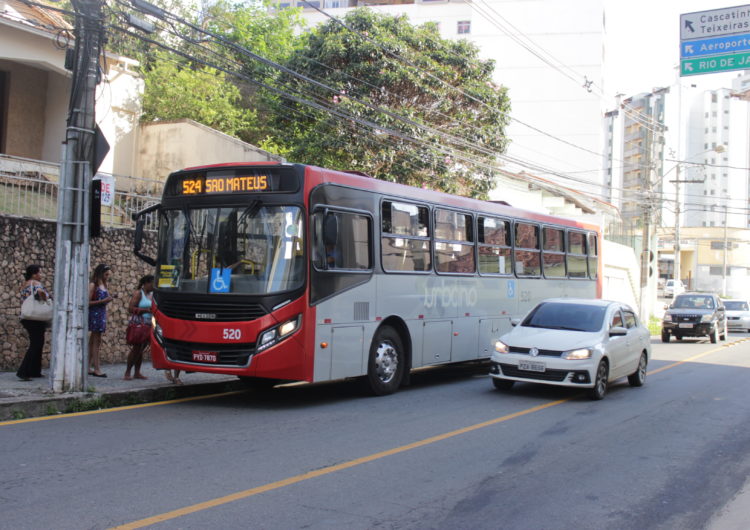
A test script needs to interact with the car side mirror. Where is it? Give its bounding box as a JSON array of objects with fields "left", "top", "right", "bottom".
[
  {"left": 510, "top": 318, "right": 520, "bottom": 327},
  {"left": 664, "top": 304, "right": 670, "bottom": 310},
  {"left": 609, "top": 326, "right": 628, "bottom": 337}
]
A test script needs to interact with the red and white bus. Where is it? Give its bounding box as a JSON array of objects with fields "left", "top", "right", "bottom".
[{"left": 133, "top": 162, "right": 601, "bottom": 395}]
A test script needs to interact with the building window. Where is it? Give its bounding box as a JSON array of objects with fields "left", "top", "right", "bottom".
[
  {"left": 709, "top": 266, "right": 722, "bottom": 275},
  {"left": 457, "top": 20, "right": 471, "bottom": 34}
]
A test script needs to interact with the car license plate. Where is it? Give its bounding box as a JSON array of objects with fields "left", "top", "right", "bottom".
[
  {"left": 519, "top": 360, "right": 545, "bottom": 372},
  {"left": 678, "top": 323, "right": 693, "bottom": 328},
  {"left": 192, "top": 351, "right": 219, "bottom": 363}
]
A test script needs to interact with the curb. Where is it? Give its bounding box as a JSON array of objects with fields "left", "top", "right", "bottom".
[{"left": 0, "top": 379, "right": 246, "bottom": 422}]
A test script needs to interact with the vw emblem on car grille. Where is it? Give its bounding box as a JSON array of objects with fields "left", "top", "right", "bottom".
[{"left": 529, "top": 347, "right": 539, "bottom": 357}]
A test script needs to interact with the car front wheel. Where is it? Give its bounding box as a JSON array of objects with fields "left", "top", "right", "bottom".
[
  {"left": 589, "top": 360, "right": 608, "bottom": 400},
  {"left": 710, "top": 325, "right": 719, "bottom": 344},
  {"left": 492, "top": 378, "right": 514, "bottom": 391},
  {"left": 628, "top": 353, "right": 647, "bottom": 387},
  {"left": 661, "top": 330, "right": 670, "bottom": 343}
]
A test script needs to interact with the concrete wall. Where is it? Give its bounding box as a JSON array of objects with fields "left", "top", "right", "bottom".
[
  {"left": 0, "top": 216, "right": 156, "bottom": 371},
  {"left": 602, "top": 239, "right": 640, "bottom": 310},
  {"left": 135, "top": 119, "right": 284, "bottom": 181}
]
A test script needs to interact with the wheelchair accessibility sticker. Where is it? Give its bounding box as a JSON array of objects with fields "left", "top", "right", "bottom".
[
  {"left": 506, "top": 279, "right": 515, "bottom": 299},
  {"left": 210, "top": 268, "right": 231, "bottom": 293}
]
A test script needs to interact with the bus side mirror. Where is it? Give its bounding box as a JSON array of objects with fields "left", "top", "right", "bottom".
[{"left": 133, "top": 203, "right": 160, "bottom": 266}]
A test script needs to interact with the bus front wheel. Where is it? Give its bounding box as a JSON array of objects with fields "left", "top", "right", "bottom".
[{"left": 365, "top": 326, "right": 405, "bottom": 396}]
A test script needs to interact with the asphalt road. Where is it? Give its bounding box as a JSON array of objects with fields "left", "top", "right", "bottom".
[{"left": 3, "top": 334, "right": 750, "bottom": 530}]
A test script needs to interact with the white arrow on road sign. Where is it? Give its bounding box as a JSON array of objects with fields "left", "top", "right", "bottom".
[
  {"left": 685, "top": 63, "right": 693, "bottom": 72},
  {"left": 685, "top": 44, "right": 694, "bottom": 54}
]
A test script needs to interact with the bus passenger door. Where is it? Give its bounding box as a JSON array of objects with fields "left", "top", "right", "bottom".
[
  {"left": 422, "top": 320, "right": 452, "bottom": 365},
  {"left": 330, "top": 326, "right": 365, "bottom": 379}
]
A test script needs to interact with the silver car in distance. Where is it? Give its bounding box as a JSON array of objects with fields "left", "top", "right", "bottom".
[{"left": 489, "top": 298, "right": 651, "bottom": 400}]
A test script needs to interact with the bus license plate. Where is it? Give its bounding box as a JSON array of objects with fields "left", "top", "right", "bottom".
[
  {"left": 192, "top": 351, "right": 219, "bottom": 363},
  {"left": 519, "top": 360, "right": 545, "bottom": 372},
  {"left": 679, "top": 323, "right": 693, "bottom": 328}
]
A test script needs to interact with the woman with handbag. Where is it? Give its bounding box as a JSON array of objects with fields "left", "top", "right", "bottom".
[
  {"left": 124, "top": 274, "right": 154, "bottom": 380},
  {"left": 17, "top": 264, "right": 52, "bottom": 381}
]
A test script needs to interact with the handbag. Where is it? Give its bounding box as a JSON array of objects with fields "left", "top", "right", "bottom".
[
  {"left": 21, "top": 294, "right": 53, "bottom": 322},
  {"left": 126, "top": 314, "right": 150, "bottom": 345}
]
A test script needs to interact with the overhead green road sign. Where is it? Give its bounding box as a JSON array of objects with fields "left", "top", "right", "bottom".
[
  {"left": 680, "top": 4, "right": 750, "bottom": 76},
  {"left": 681, "top": 52, "right": 750, "bottom": 75}
]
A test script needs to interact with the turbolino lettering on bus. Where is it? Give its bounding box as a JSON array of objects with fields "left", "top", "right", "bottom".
[{"left": 422, "top": 280, "right": 478, "bottom": 309}]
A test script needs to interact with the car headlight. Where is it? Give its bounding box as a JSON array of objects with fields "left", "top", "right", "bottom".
[
  {"left": 701, "top": 314, "right": 713, "bottom": 323},
  {"left": 663, "top": 314, "right": 672, "bottom": 323},
  {"left": 562, "top": 348, "right": 592, "bottom": 360},
  {"left": 256, "top": 315, "right": 301, "bottom": 352},
  {"left": 494, "top": 340, "right": 509, "bottom": 354}
]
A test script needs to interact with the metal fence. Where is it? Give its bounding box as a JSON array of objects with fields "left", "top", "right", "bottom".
[{"left": 0, "top": 154, "right": 161, "bottom": 230}]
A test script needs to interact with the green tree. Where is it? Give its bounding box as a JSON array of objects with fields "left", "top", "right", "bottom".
[
  {"left": 270, "top": 9, "right": 511, "bottom": 199},
  {"left": 140, "top": 51, "right": 255, "bottom": 137}
]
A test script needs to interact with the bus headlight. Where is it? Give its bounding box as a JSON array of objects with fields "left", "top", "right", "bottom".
[
  {"left": 153, "top": 321, "right": 164, "bottom": 345},
  {"left": 257, "top": 315, "right": 301, "bottom": 352}
]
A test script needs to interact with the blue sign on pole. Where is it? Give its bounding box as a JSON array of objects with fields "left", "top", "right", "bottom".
[{"left": 681, "top": 33, "right": 750, "bottom": 58}]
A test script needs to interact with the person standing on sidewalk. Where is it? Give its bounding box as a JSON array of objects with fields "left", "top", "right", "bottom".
[
  {"left": 88, "top": 264, "right": 115, "bottom": 378},
  {"left": 124, "top": 274, "right": 154, "bottom": 380},
  {"left": 17, "top": 264, "right": 51, "bottom": 381}
]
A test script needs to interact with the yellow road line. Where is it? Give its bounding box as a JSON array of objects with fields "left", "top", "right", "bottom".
[
  {"left": 648, "top": 341, "right": 737, "bottom": 375},
  {"left": 110, "top": 398, "right": 569, "bottom": 530},
  {"left": 0, "top": 390, "right": 246, "bottom": 426}
]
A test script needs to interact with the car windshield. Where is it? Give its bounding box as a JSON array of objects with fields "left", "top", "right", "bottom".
[
  {"left": 672, "top": 295, "right": 715, "bottom": 309},
  {"left": 156, "top": 205, "right": 305, "bottom": 295},
  {"left": 521, "top": 302, "right": 606, "bottom": 332},
  {"left": 724, "top": 301, "right": 749, "bottom": 311}
]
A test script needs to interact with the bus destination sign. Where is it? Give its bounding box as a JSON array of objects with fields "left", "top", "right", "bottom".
[{"left": 181, "top": 174, "right": 269, "bottom": 195}]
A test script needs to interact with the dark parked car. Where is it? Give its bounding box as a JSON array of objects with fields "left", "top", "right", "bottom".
[{"left": 661, "top": 292, "right": 727, "bottom": 343}]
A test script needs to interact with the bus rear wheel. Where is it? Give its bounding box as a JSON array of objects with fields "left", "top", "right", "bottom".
[{"left": 365, "top": 326, "right": 405, "bottom": 396}]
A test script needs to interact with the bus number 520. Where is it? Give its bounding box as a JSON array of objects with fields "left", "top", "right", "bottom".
[{"left": 223, "top": 329, "right": 241, "bottom": 340}]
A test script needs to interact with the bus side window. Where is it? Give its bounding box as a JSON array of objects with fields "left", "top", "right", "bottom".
[
  {"left": 514, "top": 222, "right": 540, "bottom": 276},
  {"left": 567, "top": 231, "right": 587, "bottom": 278},
  {"left": 588, "top": 232, "right": 599, "bottom": 279},
  {"left": 314, "top": 209, "right": 372, "bottom": 271}
]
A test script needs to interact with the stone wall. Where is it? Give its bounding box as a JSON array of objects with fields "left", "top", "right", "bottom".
[{"left": 0, "top": 216, "right": 156, "bottom": 371}]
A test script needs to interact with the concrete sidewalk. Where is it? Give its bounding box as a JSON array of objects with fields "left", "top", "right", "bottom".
[{"left": 0, "top": 363, "right": 244, "bottom": 421}]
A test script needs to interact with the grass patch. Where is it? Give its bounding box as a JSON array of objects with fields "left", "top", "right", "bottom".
[
  {"left": 648, "top": 315, "right": 662, "bottom": 335},
  {"left": 64, "top": 396, "right": 112, "bottom": 413}
]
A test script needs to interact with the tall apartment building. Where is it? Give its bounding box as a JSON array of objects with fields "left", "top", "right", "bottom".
[
  {"left": 682, "top": 76, "right": 750, "bottom": 229},
  {"left": 602, "top": 88, "right": 668, "bottom": 234},
  {"left": 288, "top": 0, "right": 605, "bottom": 198}
]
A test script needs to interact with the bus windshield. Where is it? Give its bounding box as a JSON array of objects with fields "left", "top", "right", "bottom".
[{"left": 157, "top": 205, "right": 305, "bottom": 295}]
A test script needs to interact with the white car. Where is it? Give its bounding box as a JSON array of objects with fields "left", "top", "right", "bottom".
[
  {"left": 724, "top": 299, "right": 750, "bottom": 332},
  {"left": 490, "top": 298, "right": 651, "bottom": 400},
  {"left": 663, "top": 279, "right": 685, "bottom": 298}
]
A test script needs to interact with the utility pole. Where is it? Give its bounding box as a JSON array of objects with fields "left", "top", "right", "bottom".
[
  {"left": 723, "top": 205, "right": 728, "bottom": 296},
  {"left": 50, "top": 0, "right": 104, "bottom": 392},
  {"left": 673, "top": 164, "right": 681, "bottom": 286}
]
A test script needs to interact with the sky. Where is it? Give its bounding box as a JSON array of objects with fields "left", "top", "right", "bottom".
[{"left": 604, "top": 0, "right": 743, "bottom": 97}]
